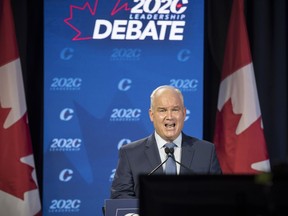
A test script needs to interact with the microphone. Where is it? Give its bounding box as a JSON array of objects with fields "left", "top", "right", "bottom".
[
  {"left": 165, "top": 146, "right": 174, "bottom": 156},
  {"left": 148, "top": 147, "right": 174, "bottom": 175},
  {"left": 165, "top": 146, "right": 194, "bottom": 174}
]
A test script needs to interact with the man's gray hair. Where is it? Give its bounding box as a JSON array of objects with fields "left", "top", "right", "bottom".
[{"left": 150, "top": 85, "right": 184, "bottom": 109}]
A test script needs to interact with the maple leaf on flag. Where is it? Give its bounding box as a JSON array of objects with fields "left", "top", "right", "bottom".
[
  {"left": 214, "top": 99, "right": 268, "bottom": 173},
  {"left": 0, "top": 106, "right": 37, "bottom": 200}
]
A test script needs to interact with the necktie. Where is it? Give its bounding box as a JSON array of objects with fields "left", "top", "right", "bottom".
[{"left": 164, "top": 143, "right": 177, "bottom": 175}]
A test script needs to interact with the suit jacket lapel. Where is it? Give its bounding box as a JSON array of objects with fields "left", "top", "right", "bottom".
[
  {"left": 180, "top": 133, "right": 195, "bottom": 174},
  {"left": 145, "top": 134, "right": 163, "bottom": 174}
]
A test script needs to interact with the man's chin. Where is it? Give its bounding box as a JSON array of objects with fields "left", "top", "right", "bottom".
[{"left": 163, "top": 133, "right": 178, "bottom": 141}]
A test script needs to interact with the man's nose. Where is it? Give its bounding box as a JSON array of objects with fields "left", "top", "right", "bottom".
[{"left": 166, "top": 110, "right": 173, "bottom": 118}]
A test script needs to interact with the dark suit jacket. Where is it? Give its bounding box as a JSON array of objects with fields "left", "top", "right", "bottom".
[{"left": 110, "top": 132, "right": 222, "bottom": 199}]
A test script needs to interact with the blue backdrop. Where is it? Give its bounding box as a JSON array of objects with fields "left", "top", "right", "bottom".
[{"left": 43, "top": 0, "right": 204, "bottom": 215}]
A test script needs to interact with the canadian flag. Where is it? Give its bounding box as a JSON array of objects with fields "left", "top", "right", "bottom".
[
  {"left": 213, "top": 0, "right": 270, "bottom": 174},
  {"left": 0, "top": 0, "right": 42, "bottom": 215}
]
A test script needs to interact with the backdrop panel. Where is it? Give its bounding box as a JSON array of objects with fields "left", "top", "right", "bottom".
[{"left": 43, "top": 0, "right": 204, "bottom": 215}]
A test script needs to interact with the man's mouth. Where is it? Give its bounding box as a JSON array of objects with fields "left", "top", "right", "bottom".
[{"left": 165, "top": 123, "right": 176, "bottom": 128}]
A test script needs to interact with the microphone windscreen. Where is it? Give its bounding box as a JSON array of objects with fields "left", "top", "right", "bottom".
[
  {"left": 165, "top": 147, "right": 174, "bottom": 155},
  {"left": 165, "top": 147, "right": 170, "bottom": 154}
]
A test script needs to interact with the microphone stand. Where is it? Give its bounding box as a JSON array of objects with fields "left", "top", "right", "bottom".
[
  {"left": 148, "top": 156, "right": 169, "bottom": 175},
  {"left": 148, "top": 147, "right": 194, "bottom": 175},
  {"left": 173, "top": 159, "right": 194, "bottom": 174},
  {"left": 166, "top": 147, "right": 194, "bottom": 174}
]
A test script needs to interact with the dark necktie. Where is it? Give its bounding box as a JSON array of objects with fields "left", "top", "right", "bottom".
[{"left": 164, "top": 143, "right": 177, "bottom": 175}]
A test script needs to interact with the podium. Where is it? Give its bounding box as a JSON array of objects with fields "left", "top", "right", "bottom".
[
  {"left": 104, "top": 199, "right": 139, "bottom": 216},
  {"left": 105, "top": 174, "right": 288, "bottom": 216},
  {"left": 138, "top": 174, "right": 270, "bottom": 216}
]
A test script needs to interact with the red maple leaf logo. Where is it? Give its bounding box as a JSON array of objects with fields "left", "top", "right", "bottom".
[
  {"left": 64, "top": 0, "right": 99, "bottom": 41},
  {"left": 64, "top": 0, "right": 131, "bottom": 41},
  {"left": 0, "top": 105, "right": 37, "bottom": 200},
  {"left": 111, "top": 0, "right": 131, "bottom": 16}
]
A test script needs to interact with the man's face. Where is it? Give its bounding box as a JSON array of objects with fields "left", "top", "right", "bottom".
[{"left": 149, "top": 88, "right": 186, "bottom": 142}]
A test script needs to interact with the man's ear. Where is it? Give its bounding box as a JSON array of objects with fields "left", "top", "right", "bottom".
[{"left": 149, "top": 109, "right": 154, "bottom": 122}]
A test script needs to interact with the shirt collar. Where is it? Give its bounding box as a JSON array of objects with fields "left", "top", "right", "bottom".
[{"left": 154, "top": 131, "right": 182, "bottom": 149}]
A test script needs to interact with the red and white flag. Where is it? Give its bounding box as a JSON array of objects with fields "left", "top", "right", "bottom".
[
  {"left": 213, "top": 0, "right": 270, "bottom": 174},
  {"left": 0, "top": 0, "right": 42, "bottom": 215}
]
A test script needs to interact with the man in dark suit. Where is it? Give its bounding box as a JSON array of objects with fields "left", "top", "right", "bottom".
[{"left": 110, "top": 85, "right": 222, "bottom": 199}]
